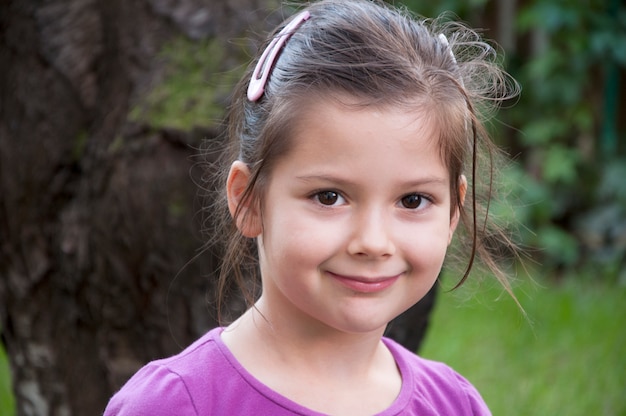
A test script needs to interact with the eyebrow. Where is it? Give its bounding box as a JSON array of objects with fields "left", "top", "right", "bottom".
[{"left": 295, "top": 174, "right": 449, "bottom": 188}]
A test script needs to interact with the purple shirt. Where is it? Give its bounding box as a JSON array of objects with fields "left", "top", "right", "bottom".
[{"left": 104, "top": 327, "right": 490, "bottom": 415}]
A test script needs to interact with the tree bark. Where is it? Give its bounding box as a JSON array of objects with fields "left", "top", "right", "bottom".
[{"left": 0, "top": 1, "right": 437, "bottom": 414}]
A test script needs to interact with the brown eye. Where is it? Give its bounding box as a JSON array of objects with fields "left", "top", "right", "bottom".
[
  {"left": 401, "top": 194, "right": 423, "bottom": 209},
  {"left": 316, "top": 191, "right": 340, "bottom": 205}
]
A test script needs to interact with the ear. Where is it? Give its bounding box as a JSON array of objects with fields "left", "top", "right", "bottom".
[
  {"left": 226, "top": 161, "right": 262, "bottom": 238},
  {"left": 448, "top": 174, "right": 467, "bottom": 245}
]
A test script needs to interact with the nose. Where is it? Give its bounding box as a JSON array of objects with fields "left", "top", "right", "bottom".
[{"left": 347, "top": 207, "right": 396, "bottom": 258}]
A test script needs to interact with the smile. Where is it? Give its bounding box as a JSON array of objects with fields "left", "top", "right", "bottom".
[{"left": 329, "top": 272, "right": 401, "bottom": 293}]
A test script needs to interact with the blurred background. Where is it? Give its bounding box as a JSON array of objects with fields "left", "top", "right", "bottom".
[{"left": 1, "top": 0, "right": 624, "bottom": 415}]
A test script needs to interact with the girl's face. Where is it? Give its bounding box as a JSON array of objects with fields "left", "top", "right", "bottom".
[{"left": 230, "top": 97, "right": 463, "bottom": 336}]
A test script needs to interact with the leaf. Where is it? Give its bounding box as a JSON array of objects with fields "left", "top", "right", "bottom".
[{"left": 542, "top": 145, "right": 580, "bottom": 184}]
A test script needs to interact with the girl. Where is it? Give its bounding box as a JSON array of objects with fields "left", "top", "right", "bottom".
[{"left": 105, "top": 0, "right": 519, "bottom": 414}]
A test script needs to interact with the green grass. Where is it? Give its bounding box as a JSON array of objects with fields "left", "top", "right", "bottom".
[
  {"left": 0, "top": 339, "right": 15, "bottom": 416},
  {"left": 420, "top": 275, "right": 626, "bottom": 415}
]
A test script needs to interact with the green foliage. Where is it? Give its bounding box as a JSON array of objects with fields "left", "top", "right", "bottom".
[
  {"left": 398, "top": 0, "right": 626, "bottom": 280},
  {"left": 506, "top": 0, "right": 626, "bottom": 278},
  {"left": 129, "top": 36, "right": 248, "bottom": 130},
  {"left": 398, "top": 0, "right": 489, "bottom": 18},
  {"left": 421, "top": 274, "right": 626, "bottom": 415}
]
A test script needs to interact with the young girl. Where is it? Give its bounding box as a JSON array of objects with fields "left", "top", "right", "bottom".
[{"left": 105, "top": 0, "right": 519, "bottom": 414}]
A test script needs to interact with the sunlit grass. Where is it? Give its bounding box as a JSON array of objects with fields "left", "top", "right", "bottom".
[
  {"left": 0, "top": 339, "right": 15, "bottom": 416},
  {"left": 420, "top": 273, "right": 626, "bottom": 415}
]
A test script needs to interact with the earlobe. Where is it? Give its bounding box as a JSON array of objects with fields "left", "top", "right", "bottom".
[
  {"left": 226, "top": 161, "right": 262, "bottom": 238},
  {"left": 448, "top": 175, "right": 468, "bottom": 245}
]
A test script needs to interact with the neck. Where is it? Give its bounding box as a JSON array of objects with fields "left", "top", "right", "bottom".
[
  {"left": 222, "top": 296, "right": 389, "bottom": 380},
  {"left": 221, "top": 297, "right": 402, "bottom": 415}
]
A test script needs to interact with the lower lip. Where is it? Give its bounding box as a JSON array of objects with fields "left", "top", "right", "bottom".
[{"left": 331, "top": 273, "right": 400, "bottom": 293}]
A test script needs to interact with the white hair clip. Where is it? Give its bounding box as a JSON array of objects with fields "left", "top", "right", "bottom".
[{"left": 438, "top": 33, "right": 458, "bottom": 64}]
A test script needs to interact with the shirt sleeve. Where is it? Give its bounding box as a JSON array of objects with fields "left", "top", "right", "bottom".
[
  {"left": 103, "top": 364, "right": 199, "bottom": 416},
  {"left": 454, "top": 372, "right": 492, "bottom": 416}
]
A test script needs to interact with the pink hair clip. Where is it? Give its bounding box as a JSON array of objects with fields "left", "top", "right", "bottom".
[{"left": 247, "top": 11, "right": 311, "bottom": 102}]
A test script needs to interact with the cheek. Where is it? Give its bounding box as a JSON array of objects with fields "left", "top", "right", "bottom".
[
  {"left": 282, "top": 221, "right": 337, "bottom": 264},
  {"left": 260, "top": 212, "right": 318, "bottom": 263},
  {"left": 404, "top": 223, "right": 451, "bottom": 267}
]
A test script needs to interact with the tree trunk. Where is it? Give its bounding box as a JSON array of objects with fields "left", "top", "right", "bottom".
[{"left": 0, "top": 1, "right": 437, "bottom": 414}]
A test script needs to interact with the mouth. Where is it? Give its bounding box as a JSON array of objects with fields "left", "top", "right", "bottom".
[{"left": 329, "top": 272, "right": 401, "bottom": 293}]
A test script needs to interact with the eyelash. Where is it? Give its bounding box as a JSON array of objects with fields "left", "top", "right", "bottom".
[{"left": 310, "top": 190, "right": 433, "bottom": 210}]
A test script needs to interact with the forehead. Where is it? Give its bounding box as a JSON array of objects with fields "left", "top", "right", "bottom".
[
  {"left": 273, "top": 96, "right": 449, "bottom": 179},
  {"left": 290, "top": 95, "right": 442, "bottom": 153}
]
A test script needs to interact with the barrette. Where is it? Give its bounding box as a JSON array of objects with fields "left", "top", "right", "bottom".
[
  {"left": 247, "top": 11, "right": 311, "bottom": 102},
  {"left": 439, "top": 34, "right": 469, "bottom": 132},
  {"left": 438, "top": 33, "right": 458, "bottom": 64}
]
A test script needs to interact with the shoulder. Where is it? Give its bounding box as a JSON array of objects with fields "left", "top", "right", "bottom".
[
  {"left": 383, "top": 337, "right": 491, "bottom": 416},
  {"left": 103, "top": 363, "right": 198, "bottom": 416},
  {"left": 104, "top": 328, "right": 225, "bottom": 416}
]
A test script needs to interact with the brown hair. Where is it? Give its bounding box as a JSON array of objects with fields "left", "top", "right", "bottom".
[{"left": 204, "top": 0, "right": 521, "bottom": 322}]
